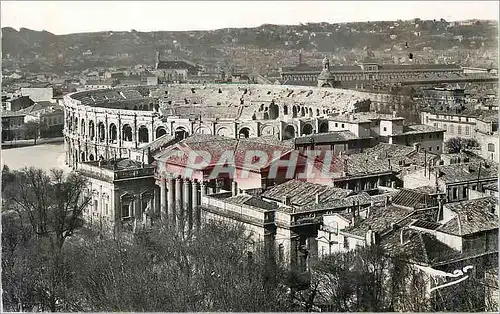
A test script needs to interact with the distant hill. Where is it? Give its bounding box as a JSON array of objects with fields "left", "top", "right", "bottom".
[{"left": 2, "top": 19, "right": 498, "bottom": 70}]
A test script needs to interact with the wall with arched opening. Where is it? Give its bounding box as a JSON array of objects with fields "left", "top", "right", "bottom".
[
  {"left": 156, "top": 126, "right": 168, "bottom": 138},
  {"left": 283, "top": 125, "right": 296, "bottom": 140},
  {"left": 122, "top": 124, "right": 133, "bottom": 141},
  {"left": 109, "top": 123, "right": 117, "bottom": 142},
  {"left": 302, "top": 124, "right": 314, "bottom": 135},
  {"left": 138, "top": 126, "right": 149, "bottom": 143}
]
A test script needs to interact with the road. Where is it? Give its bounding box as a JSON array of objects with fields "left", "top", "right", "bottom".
[{"left": 1, "top": 143, "right": 71, "bottom": 173}]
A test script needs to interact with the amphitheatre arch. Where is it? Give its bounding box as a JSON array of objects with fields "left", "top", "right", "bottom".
[
  {"left": 319, "top": 122, "right": 329, "bottom": 133},
  {"left": 109, "top": 123, "right": 118, "bottom": 143},
  {"left": 269, "top": 103, "right": 279, "bottom": 119},
  {"left": 292, "top": 106, "right": 298, "bottom": 118},
  {"left": 89, "top": 154, "right": 95, "bottom": 161},
  {"left": 81, "top": 152, "right": 85, "bottom": 162},
  {"left": 261, "top": 125, "right": 278, "bottom": 136},
  {"left": 283, "top": 105, "right": 289, "bottom": 115},
  {"left": 216, "top": 127, "right": 232, "bottom": 137},
  {"left": 80, "top": 120, "right": 86, "bottom": 136},
  {"left": 175, "top": 126, "right": 189, "bottom": 140},
  {"left": 238, "top": 127, "right": 251, "bottom": 138},
  {"left": 156, "top": 126, "right": 168, "bottom": 138},
  {"left": 283, "top": 125, "right": 296, "bottom": 140},
  {"left": 88, "top": 121, "right": 95, "bottom": 140},
  {"left": 308, "top": 108, "right": 313, "bottom": 117},
  {"left": 194, "top": 126, "right": 212, "bottom": 135},
  {"left": 97, "top": 122, "right": 105, "bottom": 142},
  {"left": 302, "top": 124, "right": 314, "bottom": 136},
  {"left": 122, "top": 124, "right": 133, "bottom": 142},
  {"left": 138, "top": 126, "right": 149, "bottom": 143}
]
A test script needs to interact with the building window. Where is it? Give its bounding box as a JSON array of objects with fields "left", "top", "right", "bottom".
[
  {"left": 450, "top": 125, "right": 455, "bottom": 133},
  {"left": 457, "top": 126, "right": 462, "bottom": 135},
  {"left": 341, "top": 124, "right": 345, "bottom": 128},
  {"left": 122, "top": 203, "right": 130, "bottom": 218},
  {"left": 429, "top": 147, "right": 432, "bottom": 151},
  {"left": 105, "top": 203, "right": 109, "bottom": 215},
  {"left": 462, "top": 186, "right": 467, "bottom": 199},
  {"left": 278, "top": 244, "right": 284, "bottom": 262},
  {"left": 466, "top": 117, "right": 469, "bottom": 122},
  {"left": 465, "top": 126, "right": 470, "bottom": 135},
  {"left": 433, "top": 123, "right": 437, "bottom": 127},
  {"left": 335, "top": 123, "right": 338, "bottom": 127},
  {"left": 343, "top": 236, "right": 349, "bottom": 249},
  {"left": 488, "top": 143, "right": 495, "bottom": 152},
  {"left": 437, "top": 146, "right": 440, "bottom": 151},
  {"left": 94, "top": 200, "right": 98, "bottom": 212},
  {"left": 452, "top": 187, "right": 458, "bottom": 200},
  {"left": 472, "top": 185, "right": 477, "bottom": 191},
  {"left": 383, "top": 127, "right": 387, "bottom": 132}
]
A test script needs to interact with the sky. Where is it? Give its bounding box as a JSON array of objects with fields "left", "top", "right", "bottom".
[{"left": 1, "top": 1, "right": 498, "bottom": 35}]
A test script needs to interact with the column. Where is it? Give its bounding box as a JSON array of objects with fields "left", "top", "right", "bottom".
[
  {"left": 134, "top": 195, "right": 142, "bottom": 220},
  {"left": 192, "top": 179, "right": 199, "bottom": 231},
  {"left": 200, "top": 181, "right": 207, "bottom": 197},
  {"left": 175, "top": 177, "right": 183, "bottom": 227},
  {"left": 160, "top": 177, "right": 166, "bottom": 221},
  {"left": 183, "top": 179, "right": 192, "bottom": 231},
  {"left": 167, "top": 177, "right": 175, "bottom": 224},
  {"left": 211, "top": 179, "right": 217, "bottom": 194},
  {"left": 231, "top": 180, "right": 238, "bottom": 196},
  {"left": 154, "top": 185, "right": 160, "bottom": 220}
]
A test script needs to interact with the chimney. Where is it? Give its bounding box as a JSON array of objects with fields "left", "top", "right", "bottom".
[
  {"left": 393, "top": 111, "right": 397, "bottom": 118},
  {"left": 365, "top": 226, "right": 373, "bottom": 246},
  {"left": 282, "top": 196, "right": 291, "bottom": 206},
  {"left": 315, "top": 193, "right": 320, "bottom": 204},
  {"left": 351, "top": 204, "right": 356, "bottom": 226}
]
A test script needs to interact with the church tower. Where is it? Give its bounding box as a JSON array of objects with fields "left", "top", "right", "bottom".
[{"left": 317, "top": 57, "right": 336, "bottom": 88}]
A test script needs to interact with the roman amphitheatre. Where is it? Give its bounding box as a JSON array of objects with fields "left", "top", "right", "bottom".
[{"left": 63, "top": 83, "right": 375, "bottom": 167}]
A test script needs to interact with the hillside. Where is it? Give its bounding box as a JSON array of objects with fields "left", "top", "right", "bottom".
[{"left": 2, "top": 19, "right": 498, "bottom": 73}]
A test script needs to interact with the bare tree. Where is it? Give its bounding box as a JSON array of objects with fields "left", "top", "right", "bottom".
[
  {"left": 61, "top": 220, "right": 291, "bottom": 312},
  {"left": 2, "top": 167, "right": 91, "bottom": 311}
]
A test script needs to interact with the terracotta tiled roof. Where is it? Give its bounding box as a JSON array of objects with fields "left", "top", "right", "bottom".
[
  {"left": 381, "top": 228, "right": 461, "bottom": 265},
  {"left": 295, "top": 130, "right": 360, "bottom": 145},
  {"left": 394, "top": 124, "right": 445, "bottom": 135},
  {"left": 343, "top": 205, "right": 414, "bottom": 237},
  {"left": 300, "top": 192, "right": 372, "bottom": 212},
  {"left": 437, "top": 197, "right": 498, "bottom": 236},
  {"left": 224, "top": 194, "right": 278, "bottom": 211},
  {"left": 391, "top": 189, "right": 437, "bottom": 209},
  {"left": 155, "top": 134, "right": 296, "bottom": 169},
  {"left": 434, "top": 162, "right": 498, "bottom": 184},
  {"left": 261, "top": 179, "right": 353, "bottom": 207}
]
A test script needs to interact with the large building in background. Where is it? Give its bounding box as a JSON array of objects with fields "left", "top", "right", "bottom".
[{"left": 279, "top": 55, "right": 497, "bottom": 88}]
